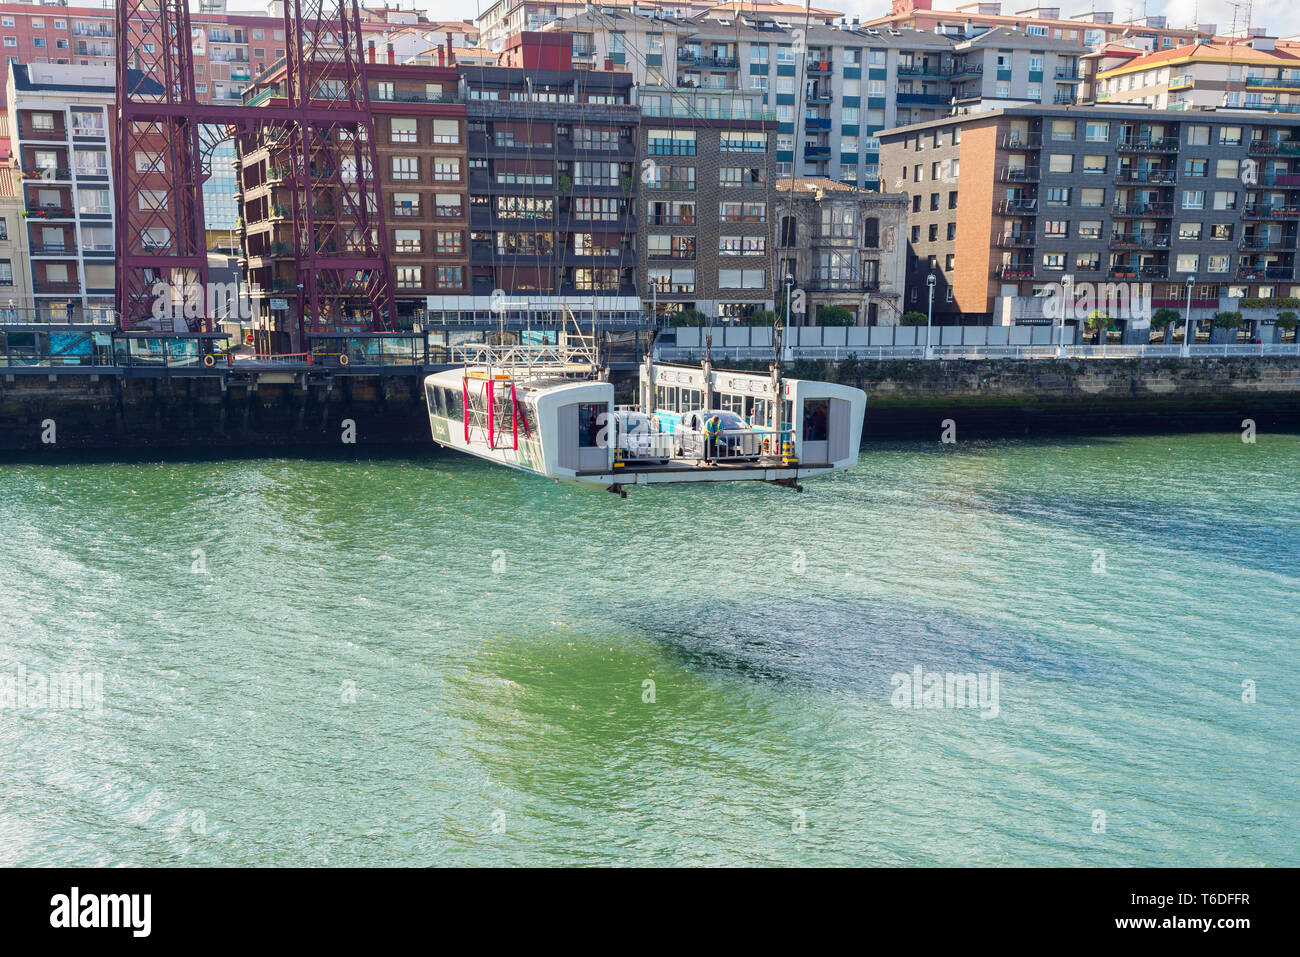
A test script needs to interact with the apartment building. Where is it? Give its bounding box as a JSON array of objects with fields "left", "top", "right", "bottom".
[
  {"left": 879, "top": 105, "right": 1300, "bottom": 325},
  {"left": 949, "top": 27, "right": 1084, "bottom": 111},
  {"left": 0, "top": 165, "right": 32, "bottom": 313},
  {"left": 237, "top": 60, "right": 468, "bottom": 333},
  {"left": 1094, "top": 37, "right": 1300, "bottom": 112},
  {"left": 774, "top": 178, "right": 908, "bottom": 325},
  {"left": 865, "top": 0, "right": 1209, "bottom": 53},
  {"left": 636, "top": 84, "right": 776, "bottom": 323},
  {"left": 6, "top": 61, "right": 114, "bottom": 325},
  {"left": 425, "top": 31, "right": 643, "bottom": 337},
  {"left": 474, "top": 1, "right": 840, "bottom": 48}
]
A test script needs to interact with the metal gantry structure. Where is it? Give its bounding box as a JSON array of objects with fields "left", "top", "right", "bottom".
[{"left": 115, "top": 0, "right": 396, "bottom": 341}]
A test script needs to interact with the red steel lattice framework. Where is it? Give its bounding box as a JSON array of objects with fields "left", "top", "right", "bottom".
[{"left": 116, "top": 0, "right": 396, "bottom": 338}]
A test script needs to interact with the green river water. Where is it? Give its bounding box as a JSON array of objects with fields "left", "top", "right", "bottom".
[{"left": 1, "top": 433, "right": 1296, "bottom": 865}]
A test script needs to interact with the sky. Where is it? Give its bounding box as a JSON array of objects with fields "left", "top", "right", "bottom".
[{"left": 224, "top": 0, "right": 1300, "bottom": 39}]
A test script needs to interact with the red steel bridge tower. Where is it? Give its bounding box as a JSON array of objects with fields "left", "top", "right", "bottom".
[{"left": 115, "top": 0, "right": 396, "bottom": 340}]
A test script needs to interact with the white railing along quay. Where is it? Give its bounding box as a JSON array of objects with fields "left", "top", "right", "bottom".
[{"left": 655, "top": 343, "right": 1300, "bottom": 362}]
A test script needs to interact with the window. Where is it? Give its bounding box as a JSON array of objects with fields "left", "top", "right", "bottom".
[
  {"left": 1048, "top": 154, "right": 1073, "bottom": 174},
  {"left": 433, "top": 157, "right": 460, "bottom": 181},
  {"left": 1178, "top": 223, "right": 1202, "bottom": 241},
  {"left": 1080, "top": 188, "right": 1104, "bottom": 207},
  {"left": 1078, "top": 221, "right": 1101, "bottom": 239},
  {"left": 1042, "top": 252, "right": 1065, "bottom": 270},
  {"left": 390, "top": 118, "right": 416, "bottom": 144},
  {"left": 1215, "top": 158, "right": 1239, "bottom": 179},
  {"left": 436, "top": 266, "right": 463, "bottom": 288},
  {"left": 647, "top": 267, "right": 695, "bottom": 293},
  {"left": 719, "top": 167, "right": 765, "bottom": 188},
  {"left": 1083, "top": 155, "right": 1107, "bottom": 174},
  {"left": 719, "top": 201, "right": 766, "bottom": 222},
  {"left": 1076, "top": 252, "right": 1099, "bottom": 271},
  {"left": 393, "top": 229, "right": 422, "bottom": 253},
  {"left": 576, "top": 198, "right": 620, "bottom": 221},
  {"left": 718, "top": 235, "right": 765, "bottom": 256},
  {"left": 1051, "top": 120, "right": 1075, "bottom": 141},
  {"left": 574, "top": 127, "right": 619, "bottom": 150},
  {"left": 1218, "top": 126, "right": 1242, "bottom": 146},
  {"left": 1213, "top": 191, "right": 1237, "bottom": 211},
  {"left": 392, "top": 193, "right": 420, "bottom": 216},
  {"left": 1044, "top": 220, "right": 1068, "bottom": 237},
  {"left": 1211, "top": 223, "right": 1233, "bottom": 241},
  {"left": 1182, "top": 190, "right": 1205, "bottom": 210},
  {"left": 648, "top": 200, "right": 696, "bottom": 226},
  {"left": 1184, "top": 158, "right": 1207, "bottom": 177},
  {"left": 1084, "top": 122, "right": 1109, "bottom": 142},
  {"left": 1187, "top": 125, "right": 1210, "bottom": 146},
  {"left": 718, "top": 268, "right": 767, "bottom": 289},
  {"left": 948, "top": 191, "right": 958, "bottom": 209},
  {"left": 432, "top": 119, "right": 459, "bottom": 144},
  {"left": 647, "top": 165, "right": 695, "bottom": 190},
  {"left": 434, "top": 193, "right": 462, "bottom": 217},
  {"left": 435, "top": 230, "right": 463, "bottom": 254},
  {"left": 720, "top": 131, "right": 766, "bottom": 152},
  {"left": 1046, "top": 187, "right": 1070, "bottom": 205},
  {"left": 648, "top": 234, "right": 696, "bottom": 259},
  {"left": 648, "top": 129, "right": 695, "bottom": 155},
  {"left": 863, "top": 218, "right": 879, "bottom": 247},
  {"left": 391, "top": 156, "right": 418, "bottom": 180},
  {"left": 395, "top": 266, "right": 422, "bottom": 289},
  {"left": 1175, "top": 254, "right": 1198, "bottom": 273},
  {"left": 1207, "top": 255, "right": 1231, "bottom": 273}
]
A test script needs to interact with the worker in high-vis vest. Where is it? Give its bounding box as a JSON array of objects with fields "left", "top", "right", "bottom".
[{"left": 703, "top": 414, "right": 722, "bottom": 464}]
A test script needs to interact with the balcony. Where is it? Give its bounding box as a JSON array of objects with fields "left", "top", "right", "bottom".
[
  {"left": 898, "top": 92, "right": 944, "bottom": 105},
  {"left": 676, "top": 52, "right": 739, "bottom": 70},
  {"left": 806, "top": 60, "right": 832, "bottom": 74},
  {"left": 26, "top": 205, "right": 74, "bottom": 219},
  {"left": 898, "top": 63, "right": 942, "bottom": 76},
  {"left": 1239, "top": 236, "right": 1295, "bottom": 250},
  {"left": 1114, "top": 168, "right": 1176, "bottom": 184},
  {"left": 1117, "top": 137, "right": 1180, "bottom": 152},
  {"left": 23, "top": 167, "right": 71, "bottom": 181},
  {"left": 1054, "top": 68, "right": 1081, "bottom": 80},
  {"left": 1261, "top": 173, "right": 1300, "bottom": 187},
  {"left": 1052, "top": 94, "right": 1077, "bottom": 105},
  {"left": 1110, "top": 233, "right": 1171, "bottom": 248},
  {"left": 1245, "top": 203, "right": 1300, "bottom": 218},
  {"left": 1001, "top": 133, "right": 1041, "bottom": 149},
  {"left": 1238, "top": 102, "right": 1300, "bottom": 113},
  {"left": 950, "top": 63, "right": 983, "bottom": 79},
  {"left": 1112, "top": 201, "right": 1173, "bottom": 217},
  {"left": 1249, "top": 139, "right": 1300, "bottom": 155},
  {"left": 806, "top": 87, "right": 833, "bottom": 102},
  {"left": 995, "top": 234, "right": 1034, "bottom": 247},
  {"left": 1168, "top": 75, "right": 1194, "bottom": 91},
  {"left": 804, "top": 145, "right": 831, "bottom": 159},
  {"left": 33, "top": 280, "right": 81, "bottom": 294},
  {"left": 999, "top": 166, "right": 1040, "bottom": 183},
  {"left": 997, "top": 199, "right": 1038, "bottom": 214},
  {"left": 805, "top": 117, "right": 831, "bottom": 131},
  {"left": 1236, "top": 266, "right": 1294, "bottom": 281},
  {"left": 29, "top": 241, "right": 76, "bottom": 256},
  {"left": 19, "top": 124, "right": 66, "bottom": 142},
  {"left": 1244, "top": 75, "right": 1300, "bottom": 89},
  {"left": 995, "top": 265, "right": 1033, "bottom": 279}
]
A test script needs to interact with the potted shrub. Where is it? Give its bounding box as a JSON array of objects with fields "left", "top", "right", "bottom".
[
  {"left": 1276, "top": 311, "right": 1298, "bottom": 343},
  {"left": 900, "top": 311, "right": 928, "bottom": 326},
  {"left": 1211, "top": 310, "right": 1243, "bottom": 344},
  {"left": 816, "top": 305, "right": 855, "bottom": 326},
  {"left": 1150, "top": 307, "right": 1181, "bottom": 345},
  {"left": 1086, "top": 309, "right": 1114, "bottom": 345}
]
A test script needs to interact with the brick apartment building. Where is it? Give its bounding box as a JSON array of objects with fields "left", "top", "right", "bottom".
[
  {"left": 635, "top": 84, "right": 777, "bottom": 323},
  {"left": 237, "top": 58, "right": 467, "bottom": 335},
  {"left": 880, "top": 105, "right": 1300, "bottom": 327},
  {"left": 424, "top": 31, "right": 644, "bottom": 339}
]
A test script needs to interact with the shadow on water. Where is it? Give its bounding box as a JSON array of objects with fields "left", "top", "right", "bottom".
[{"left": 600, "top": 594, "right": 1129, "bottom": 696}]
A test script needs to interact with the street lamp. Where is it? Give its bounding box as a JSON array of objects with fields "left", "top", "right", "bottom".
[
  {"left": 925, "top": 273, "right": 936, "bottom": 359},
  {"left": 1059, "top": 274, "right": 1072, "bottom": 357},
  {"left": 1183, "top": 275, "right": 1196, "bottom": 357},
  {"left": 784, "top": 272, "right": 794, "bottom": 327}
]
